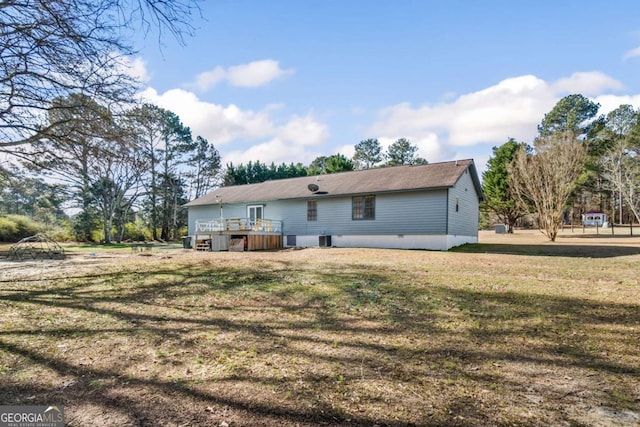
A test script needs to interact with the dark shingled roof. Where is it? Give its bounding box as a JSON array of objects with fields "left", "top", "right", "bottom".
[{"left": 185, "top": 159, "right": 482, "bottom": 207}]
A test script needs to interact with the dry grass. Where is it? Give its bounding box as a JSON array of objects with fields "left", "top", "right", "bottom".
[{"left": 0, "top": 231, "right": 639, "bottom": 426}]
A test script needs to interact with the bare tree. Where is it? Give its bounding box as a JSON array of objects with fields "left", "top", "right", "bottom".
[
  {"left": 91, "top": 142, "right": 145, "bottom": 243},
  {"left": 601, "top": 144, "right": 640, "bottom": 225},
  {"left": 509, "top": 132, "right": 587, "bottom": 241},
  {"left": 599, "top": 105, "right": 640, "bottom": 225},
  {"left": 0, "top": 0, "right": 199, "bottom": 153}
]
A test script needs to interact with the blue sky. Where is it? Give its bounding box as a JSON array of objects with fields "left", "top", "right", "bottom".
[{"left": 131, "top": 0, "right": 640, "bottom": 175}]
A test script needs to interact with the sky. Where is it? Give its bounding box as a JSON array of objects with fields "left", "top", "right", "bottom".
[{"left": 130, "top": 0, "right": 640, "bottom": 176}]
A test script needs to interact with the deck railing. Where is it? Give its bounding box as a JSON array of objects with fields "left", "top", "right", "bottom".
[{"left": 195, "top": 218, "right": 282, "bottom": 233}]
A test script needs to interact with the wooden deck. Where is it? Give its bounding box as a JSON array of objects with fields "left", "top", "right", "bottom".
[{"left": 192, "top": 218, "right": 283, "bottom": 252}]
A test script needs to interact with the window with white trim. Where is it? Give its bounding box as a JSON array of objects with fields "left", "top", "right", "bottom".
[{"left": 247, "top": 205, "right": 263, "bottom": 223}]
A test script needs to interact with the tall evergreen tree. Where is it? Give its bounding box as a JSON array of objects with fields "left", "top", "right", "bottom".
[
  {"left": 308, "top": 154, "right": 354, "bottom": 174},
  {"left": 385, "top": 138, "right": 427, "bottom": 166},
  {"left": 353, "top": 138, "right": 383, "bottom": 169},
  {"left": 31, "top": 94, "right": 116, "bottom": 241},
  {"left": 537, "top": 94, "right": 600, "bottom": 139},
  {"left": 130, "top": 104, "right": 192, "bottom": 240},
  {"left": 186, "top": 136, "right": 221, "bottom": 199},
  {"left": 482, "top": 139, "right": 528, "bottom": 232}
]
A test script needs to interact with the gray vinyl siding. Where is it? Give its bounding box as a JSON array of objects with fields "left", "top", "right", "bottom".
[
  {"left": 447, "top": 168, "right": 480, "bottom": 236},
  {"left": 188, "top": 203, "right": 262, "bottom": 234},
  {"left": 188, "top": 189, "right": 451, "bottom": 236},
  {"left": 280, "top": 190, "right": 448, "bottom": 236},
  {"left": 187, "top": 205, "right": 212, "bottom": 234}
]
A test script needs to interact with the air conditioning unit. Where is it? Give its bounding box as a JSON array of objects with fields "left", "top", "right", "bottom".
[{"left": 318, "top": 235, "right": 332, "bottom": 247}]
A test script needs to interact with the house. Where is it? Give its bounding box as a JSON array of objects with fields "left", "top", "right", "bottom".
[{"left": 184, "top": 159, "right": 484, "bottom": 251}]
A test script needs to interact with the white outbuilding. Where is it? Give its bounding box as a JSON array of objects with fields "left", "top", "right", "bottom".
[{"left": 582, "top": 211, "right": 607, "bottom": 227}]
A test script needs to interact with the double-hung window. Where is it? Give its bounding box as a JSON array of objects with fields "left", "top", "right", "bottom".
[
  {"left": 352, "top": 195, "right": 375, "bottom": 220},
  {"left": 307, "top": 200, "right": 317, "bottom": 221}
]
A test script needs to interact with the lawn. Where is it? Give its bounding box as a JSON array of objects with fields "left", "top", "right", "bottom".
[{"left": 0, "top": 231, "right": 638, "bottom": 426}]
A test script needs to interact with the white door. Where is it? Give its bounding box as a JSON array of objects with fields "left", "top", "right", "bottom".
[{"left": 247, "top": 205, "right": 263, "bottom": 226}]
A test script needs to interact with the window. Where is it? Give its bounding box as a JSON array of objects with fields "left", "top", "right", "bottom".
[
  {"left": 352, "top": 195, "right": 375, "bottom": 220},
  {"left": 307, "top": 200, "right": 317, "bottom": 221}
]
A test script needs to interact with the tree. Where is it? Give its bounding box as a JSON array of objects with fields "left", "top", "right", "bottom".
[
  {"left": 0, "top": 0, "right": 199, "bottom": 153},
  {"left": 131, "top": 104, "right": 192, "bottom": 240},
  {"left": 223, "top": 161, "right": 307, "bottom": 186},
  {"left": 601, "top": 146, "right": 640, "bottom": 225},
  {"left": 30, "top": 94, "right": 117, "bottom": 241},
  {"left": 130, "top": 104, "right": 191, "bottom": 240},
  {"left": 0, "top": 164, "right": 68, "bottom": 222},
  {"left": 537, "top": 94, "right": 608, "bottom": 222},
  {"left": 90, "top": 144, "right": 144, "bottom": 243},
  {"left": 308, "top": 154, "right": 354, "bottom": 175},
  {"left": 223, "top": 161, "right": 267, "bottom": 185},
  {"left": 325, "top": 154, "right": 355, "bottom": 174},
  {"left": 482, "top": 138, "right": 528, "bottom": 233},
  {"left": 157, "top": 111, "right": 192, "bottom": 241},
  {"left": 386, "top": 138, "right": 427, "bottom": 166},
  {"left": 31, "top": 94, "right": 146, "bottom": 242},
  {"left": 509, "top": 132, "right": 588, "bottom": 241},
  {"left": 599, "top": 105, "right": 640, "bottom": 224},
  {"left": 186, "top": 136, "right": 222, "bottom": 199},
  {"left": 353, "top": 138, "right": 383, "bottom": 169},
  {"left": 537, "top": 94, "right": 600, "bottom": 139}
]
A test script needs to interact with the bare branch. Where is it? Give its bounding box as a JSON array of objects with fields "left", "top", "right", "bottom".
[
  {"left": 509, "top": 132, "right": 587, "bottom": 241},
  {"left": 0, "top": 0, "right": 200, "bottom": 152}
]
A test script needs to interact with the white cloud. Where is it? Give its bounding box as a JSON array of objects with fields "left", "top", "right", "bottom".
[
  {"left": 140, "top": 87, "right": 327, "bottom": 165},
  {"left": 370, "top": 75, "right": 556, "bottom": 149},
  {"left": 552, "top": 71, "right": 623, "bottom": 96},
  {"left": 110, "top": 55, "right": 151, "bottom": 84},
  {"left": 129, "top": 57, "right": 151, "bottom": 83},
  {"left": 593, "top": 94, "right": 640, "bottom": 115},
  {"left": 278, "top": 114, "right": 328, "bottom": 146},
  {"left": 336, "top": 144, "right": 355, "bottom": 158},
  {"left": 191, "top": 66, "right": 226, "bottom": 92},
  {"left": 142, "top": 87, "right": 276, "bottom": 144},
  {"left": 227, "top": 60, "right": 295, "bottom": 87},
  {"left": 377, "top": 134, "right": 450, "bottom": 164},
  {"left": 223, "top": 138, "right": 322, "bottom": 167},
  {"left": 140, "top": 70, "right": 640, "bottom": 172},
  {"left": 369, "top": 71, "right": 633, "bottom": 163},
  {"left": 623, "top": 46, "right": 640, "bottom": 59},
  {"left": 186, "top": 59, "right": 295, "bottom": 92}
]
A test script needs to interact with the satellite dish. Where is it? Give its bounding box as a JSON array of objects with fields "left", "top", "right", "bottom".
[{"left": 308, "top": 183, "right": 319, "bottom": 192}]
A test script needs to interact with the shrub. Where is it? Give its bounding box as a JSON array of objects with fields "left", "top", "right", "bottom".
[
  {"left": 0, "top": 217, "right": 19, "bottom": 242},
  {"left": 0, "top": 215, "right": 44, "bottom": 242},
  {"left": 120, "top": 221, "right": 153, "bottom": 242},
  {"left": 47, "top": 222, "right": 75, "bottom": 242}
]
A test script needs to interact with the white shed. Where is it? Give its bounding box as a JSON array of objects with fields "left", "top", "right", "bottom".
[{"left": 582, "top": 212, "right": 607, "bottom": 226}]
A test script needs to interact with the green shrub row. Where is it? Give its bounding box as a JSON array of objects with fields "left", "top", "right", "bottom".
[
  {"left": 1, "top": 214, "right": 187, "bottom": 243},
  {"left": 0, "top": 215, "right": 73, "bottom": 242}
]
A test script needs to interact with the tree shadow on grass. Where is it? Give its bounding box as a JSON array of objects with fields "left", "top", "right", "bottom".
[
  {"left": 452, "top": 243, "right": 640, "bottom": 258},
  {"left": 0, "top": 259, "right": 638, "bottom": 426}
]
